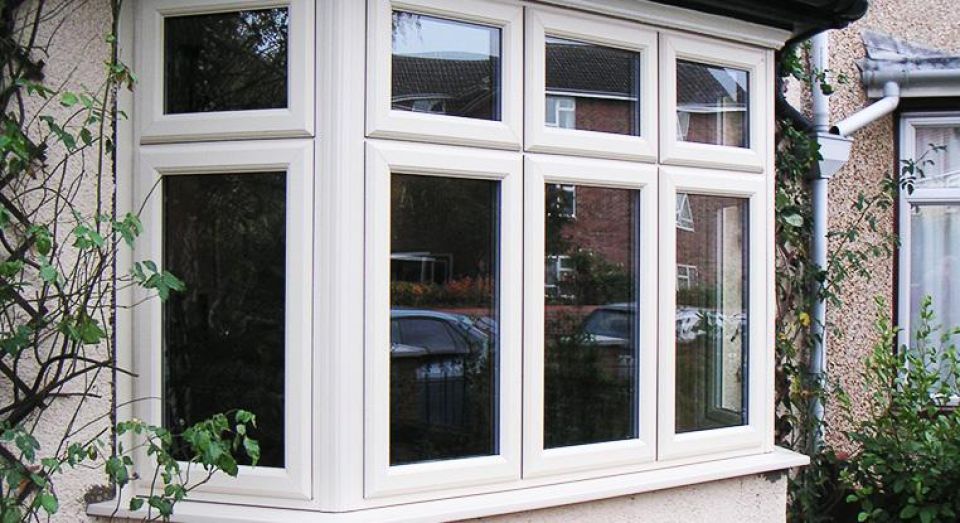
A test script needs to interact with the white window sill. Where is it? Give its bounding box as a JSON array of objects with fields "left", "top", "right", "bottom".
[{"left": 88, "top": 448, "right": 807, "bottom": 522}]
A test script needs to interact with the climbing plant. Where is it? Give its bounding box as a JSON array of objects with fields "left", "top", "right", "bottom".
[{"left": 0, "top": 1, "right": 259, "bottom": 521}]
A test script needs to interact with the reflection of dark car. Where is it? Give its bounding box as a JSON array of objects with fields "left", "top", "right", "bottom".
[
  {"left": 390, "top": 309, "right": 492, "bottom": 428},
  {"left": 579, "top": 303, "right": 739, "bottom": 345}
]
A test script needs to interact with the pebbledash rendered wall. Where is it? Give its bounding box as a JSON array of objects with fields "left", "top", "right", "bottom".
[
  {"left": 17, "top": 1, "right": 793, "bottom": 522},
  {"left": 819, "top": 0, "right": 960, "bottom": 454}
]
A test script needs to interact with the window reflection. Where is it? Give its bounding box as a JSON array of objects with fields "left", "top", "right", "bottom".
[
  {"left": 391, "top": 12, "right": 501, "bottom": 121},
  {"left": 164, "top": 8, "right": 288, "bottom": 114},
  {"left": 675, "top": 194, "right": 748, "bottom": 433},
  {"left": 390, "top": 174, "right": 499, "bottom": 465},
  {"left": 544, "top": 184, "right": 639, "bottom": 448},
  {"left": 163, "top": 173, "right": 287, "bottom": 467},
  {"left": 676, "top": 60, "right": 749, "bottom": 148},
  {"left": 545, "top": 37, "right": 641, "bottom": 135}
]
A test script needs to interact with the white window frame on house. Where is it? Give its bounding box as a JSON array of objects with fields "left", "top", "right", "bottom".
[
  {"left": 98, "top": 0, "right": 804, "bottom": 520},
  {"left": 658, "top": 166, "right": 769, "bottom": 461},
  {"left": 524, "top": 6, "right": 658, "bottom": 162},
  {"left": 136, "top": 0, "right": 315, "bottom": 143},
  {"left": 545, "top": 95, "right": 576, "bottom": 129},
  {"left": 134, "top": 140, "right": 314, "bottom": 502},
  {"left": 659, "top": 33, "right": 768, "bottom": 173},
  {"left": 366, "top": 0, "right": 524, "bottom": 150},
  {"left": 523, "top": 154, "right": 658, "bottom": 478},
  {"left": 364, "top": 140, "right": 523, "bottom": 498},
  {"left": 897, "top": 113, "right": 960, "bottom": 358}
]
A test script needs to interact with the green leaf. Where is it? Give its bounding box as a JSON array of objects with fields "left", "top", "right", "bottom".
[
  {"left": 129, "top": 497, "right": 144, "bottom": 511},
  {"left": 39, "top": 264, "right": 58, "bottom": 283},
  {"left": 60, "top": 92, "right": 79, "bottom": 107},
  {"left": 38, "top": 492, "right": 59, "bottom": 514},
  {"left": 901, "top": 505, "right": 919, "bottom": 519},
  {"left": 783, "top": 213, "right": 804, "bottom": 227}
]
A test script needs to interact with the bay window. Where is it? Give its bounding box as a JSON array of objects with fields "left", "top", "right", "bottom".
[{"left": 110, "top": 0, "right": 794, "bottom": 519}]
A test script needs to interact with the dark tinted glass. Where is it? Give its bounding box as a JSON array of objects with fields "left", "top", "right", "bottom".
[
  {"left": 544, "top": 184, "right": 639, "bottom": 448},
  {"left": 163, "top": 173, "right": 286, "bottom": 467},
  {"left": 390, "top": 174, "right": 499, "bottom": 465},
  {"left": 545, "top": 37, "right": 641, "bottom": 135},
  {"left": 675, "top": 194, "right": 748, "bottom": 433},
  {"left": 391, "top": 11, "right": 501, "bottom": 120},
  {"left": 676, "top": 60, "right": 749, "bottom": 148},
  {"left": 164, "top": 8, "right": 288, "bottom": 113}
]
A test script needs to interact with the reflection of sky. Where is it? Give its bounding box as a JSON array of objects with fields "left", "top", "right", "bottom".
[
  {"left": 393, "top": 12, "right": 499, "bottom": 59},
  {"left": 707, "top": 66, "right": 747, "bottom": 102}
]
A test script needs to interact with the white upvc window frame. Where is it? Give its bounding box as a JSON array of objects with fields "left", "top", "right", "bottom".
[
  {"left": 897, "top": 113, "right": 960, "bottom": 350},
  {"left": 657, "top": 166, "right": 769, "bottom": 462},
  {"left": 134, "top": 139, "right": 314, "bottom": 502},
  {"left": 366, "top": 0, "right": 523, "bottom": 150},
  {"left": 523, "top": 154, "right": 658, "bottom": 478},
  {"left": 524, "top": 6, "right": 657, "bottom": 162},
  {"left": 364, "top": 140, "right": 523, "bottom": 498},
  {"left": 659, "top": 33, "right": 768, "bottom": 173},
  {"left": 136, "top": 0, "right": 315, "bottom": 143}
]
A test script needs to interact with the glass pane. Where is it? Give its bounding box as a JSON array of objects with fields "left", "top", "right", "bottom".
[
  {"left": 163, "top": 173, "right": 286, "bottom": 467},
  {"left": 164, "top": 8, "right": 288, "bottom": 114},
  {"left": 544, "top": 184, "right": 639, "bottom": 448},
  {"left": 390, "top": 174, "right": 499, "bottom": 465},
  {"left": 545, "top": 37, "right": 641, "bottom": 135},
  {"left": 675, "top": 194, "right": 748, "bottom": 433},
  {"left": 910, "top": 205, "right": 960, "bottom": 372},
  {"left": 914, "top": 126, "right": 960, "bottom": 188},
  {"left": 676, "top": 60, "right": 749, "bottom": 148},
  {"left": 391, "top": 11, "right": 501, "bottom": 120}
]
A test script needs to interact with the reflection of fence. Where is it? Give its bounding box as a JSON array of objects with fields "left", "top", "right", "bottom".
[{"left": 393, "top": 357, "right": 469, "bottom": 429}]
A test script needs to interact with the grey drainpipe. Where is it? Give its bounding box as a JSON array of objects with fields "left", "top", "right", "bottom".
[{"left": 807, "top": 32, "right": 901, "bottom": 451}]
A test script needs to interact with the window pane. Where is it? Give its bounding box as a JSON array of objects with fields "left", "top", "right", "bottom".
[
  {"left": 914, "top": 126, "right": 960, "bottom": 188},
  {"left": 910, "top": 205, "right": 960, "bottom": 377},
  {"left": 390, "top": 174, "right": 499, "bottom": 465},
  {"left": 546, "top": 37, "right": 641, "bottom": 135},
  {"left": 544, "top": 184, "right": 639, "bottom": 448},
  {"left": 163, "top": 173, "right": 286, "bottom": 467},
  {"left": 675, "top": 194, "right": 748, "bottom": 433},
  {"left": 164, "top": 8, "right": 288, "bottom": 114},
  {"left": 676, "top": 60, "right": 749, "bottom": 148},
  {"left": 391, "top": 11, "right": 501, "bottom": 120}
]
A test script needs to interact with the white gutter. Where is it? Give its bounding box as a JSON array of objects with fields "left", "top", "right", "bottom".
[
  {"left": 807, "top": 33, "right": 901, "bottom": 451},
  {"left": 831, "top": 81, "right": 900, "bottom": 137}
]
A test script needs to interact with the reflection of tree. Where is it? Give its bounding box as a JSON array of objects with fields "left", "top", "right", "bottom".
[
  {"left": 164, "top": 173, "right": 286, "bottom": 468},
  {"left": 165, "top": 8, "right": 288, "bottom": 113}
]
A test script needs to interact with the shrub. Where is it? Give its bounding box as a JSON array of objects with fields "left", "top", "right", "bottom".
[{"left": 840, "top": 297, "right": 960, "bottom": 523}]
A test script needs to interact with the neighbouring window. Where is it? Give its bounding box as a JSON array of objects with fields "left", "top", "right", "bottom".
[
  {"left": 389, "top": 174, "right": 500, "bottom": 464},
  {"left": 391, "top": 11, "right": 501, "bottom": 120},
  {"left": 544, "top": 37, "right": 640, "bottom": 135},
  {"left": 164, "top": 8, "right": 289, "bottom": 113},
  {"left": 675, "top": 194, "right": 748, "bottom": 432},
  {"left": 676, "top": 60, "right": 749, "bottom": 148},
  {"left": 901, "top": 119, "right": 960, "bottom": 372},
  {"left": 163, "top": 172, "right": 287, "bottom": 467},
  {"left": 545, "top": 95, "right": 576, "bottom": 129},
  {"left": 543, "top": 184, "right": 639, "bottom": 448}
]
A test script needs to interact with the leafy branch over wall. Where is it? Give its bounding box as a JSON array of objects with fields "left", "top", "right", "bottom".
[{"left": 0, "top": 1, "right": 259, "bottom": 521}]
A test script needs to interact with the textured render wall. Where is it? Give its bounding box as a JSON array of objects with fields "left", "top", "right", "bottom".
[
  {"left": 823, "top": 0, "right": 960, "bottom": 452},
  {"left": 12, "top": 1, "right": 116, "bottom": 521},
  {"left": 477, "top": 474, "right": 787, "bottom": 523}
]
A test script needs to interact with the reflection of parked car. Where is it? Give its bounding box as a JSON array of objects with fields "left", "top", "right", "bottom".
[
  {"left": 391, "top": 309, "right": 490, "bottom": 358},
  {"left": 390, "top": 309, "right": 492, "bottom": 428},
  {"left": 579, "top": 303, "right": 743, "bottom": 345}
]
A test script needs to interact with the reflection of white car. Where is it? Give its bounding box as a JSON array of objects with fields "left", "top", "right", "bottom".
[{"left": 580, "top": 303, "right": 744, "bottom": 345}]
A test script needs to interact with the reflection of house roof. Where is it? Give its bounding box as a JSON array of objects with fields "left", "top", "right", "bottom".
[
  {"left": 392, "top": 54, "right": 497, "bottom": 102},
  {"left": 391, "top": 50, "right": 746, "bottom": 108},
  {"left": 546, "top": 42, "right": 637, "bottom": 98},
  {"left": 677, "top": 61, "right": 747, "bottom": 108}
]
